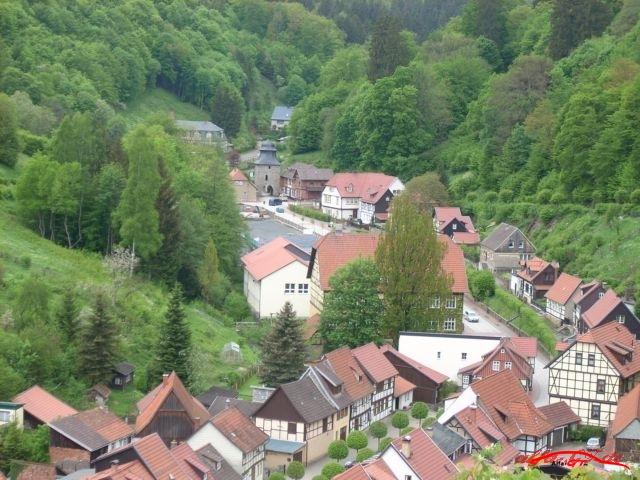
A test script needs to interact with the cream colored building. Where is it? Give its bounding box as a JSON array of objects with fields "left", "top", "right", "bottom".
[{"left": 0, "top": 402, "right": 24, "bottom": 428}]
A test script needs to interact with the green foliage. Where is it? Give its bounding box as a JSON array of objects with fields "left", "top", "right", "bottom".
[
  {"left": 437, "top": 380, "right": 459, "bottom": 402},
  {"left": 320, "top": 259, "right": 384, "bottom": 351},
  {"left": 198, "top": 239, "right": 224, "bottom": 306},
  {"left": 211, "top": 84, "right": 243, "bottom": 138},
  {"left": 327, "top": 440, "right": 349, "bottom": 461},
  {"left": 289, "top": 204, "right": 331, "bottom": 222},
  {"left": 411, "top": 402, "right": 429, "bottom": 426},
  {"left": 286, "top": 461, "right": 305, "bottom": 480},
  {"left": 403, "top": 172, "right": 450, "bottom": 212},
  {"left": 0, "top": 424, "right": 49, "bottom": 472},
  {"left": 399, "top": 426, "right": 413, "bottom": 436},
  {"left": 261, "top": 302, "right": 306, "bottom": 386},
  {"left": 355, "top": 448, "right": 375, "bottom": 462},
  {"left": 368, "top": 15, "right": 413, "bottom": 81},
  {"left": 56, "top": 289, "right": 79, "bottom": 344},
  {"left": 468, "top": 270, "right": 496, "bottom": 301},
  {"left": 321, "top": 462, "right": 345, "bottom": 479},
  {"left": 346, "top": 430, "right": 368, "bottom": 452},
  {"left": 312, "top": 476, "right": 328, "bottom": 480},
  {"left": 368, "top": 421, "right": 388, "bottom": 449},
  {"left": 569, "top": 425, "right": 605, "bottom": 442},
  {"left": 378, "top": 437, "right": 392, "bottom": 452},
  {"left": 269, "top": 473, "right": 286, "bottom": 480},
  {"left": 14, "top": 275, "right": 50, "bottom": 330},
  {"left": 423, "top": 416, "right": 436, "bottom": 427},
  {"left": 224, "top": 292, "right": 252, "bottom": 322},
  {"left": 0, "top": 93, "right": 20, "bottom": 167},
  {"left": 79, "top": 292, "right": 118, "bottom": 385},
  {"left": 391, "top": 411, "right": 410, "bottom": 435}
]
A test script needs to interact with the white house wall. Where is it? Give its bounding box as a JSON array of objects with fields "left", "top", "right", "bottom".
[
  {"left": 246, "top": 261, "right": 310, "bottom": 319},
  {"left": 380, "top": 445, "right": 418, "bottom": 479},
  {"left": 188, "top": 423, "right": 244, "bottom": 475},
  {"left": 438, "top": 387, "right": 478, "bottom": 425}
]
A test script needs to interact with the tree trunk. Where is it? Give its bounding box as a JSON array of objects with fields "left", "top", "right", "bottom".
[{"left": 64, "top": 215, "right": 72, "bottom": 248}]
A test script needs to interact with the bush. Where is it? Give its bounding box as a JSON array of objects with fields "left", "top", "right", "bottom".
[
  {"left": 391, "top": 411, "right": 409, "bottom": 435},
  {"left": 321, "top": 462, "right": 345, "bottom": 479},
  {"left": 469, "top": 270, "right": 496, "bottom": 301},
  {"left": 18, "top": 130, "right": 48, "bottom": 156},
  {"left": 355, "top": 448, "right": 375, "bottom": 462},
  {"left": 378, "top": 437, "right": 392, "bottom": 452},
  {"left": 400, "top": 426, "right": 413, "bottom": 436},
  {"left": 368, "top": 421, "right": 387, "bottom": 448},
  {"left": 437, "top": 380, "right": 459, "bottom": 402},
  {"left": 347, "top": 430, "right": 368, "bottom": 452},
  {"left": 411, "top": 402, "right": 429, "bottom": 426},
  {"left": 224, "top": 291, "right": 252, "bottom": 321},
  {"left": 327, "top": 440, "right": 348, "bottom": 460},
  {"left": 289, "top": 204, "right": 331, "bottom": 222},
  {"left": 569, "top": 425, "right": 605, "bottom": 442},
  {"left": 313, "top": 476, "right": 328, "bottom": 480},
  {"left": 269, "top": 473, "right": 285, "bottom": 480},
  {"left": 287, "top": 461, "right": 305, "bottom": 480},
  {"left": 423, "top": 416, "right": 436, "bottom": 427}
]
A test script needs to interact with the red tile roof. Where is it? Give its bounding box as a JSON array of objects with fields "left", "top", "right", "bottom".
[
  {"left": 433, "top": 207, "right": 463, "bottom": 228},
  {"left": 611, "top": 384, "right": 640, "bottom": 437},
  {"left": 210, "top": 407, "right": 268, "bottom": 453},
  {"left": 13, "top": 385, "right": 78, "bottom": 424},
  {"left": 325, "top": 172, "right": 400, "bottom": 203},
  {"left": 394, "top": 376, "right": 416, "bottom": 397},
  {"left": 538, "top": 402, "right": 580, "bottom": 429},
  {"left": 391, "top": 428, "right": 459, "bottom": 480},
  {"left": 581, "top": 289, "right": 627, "bottom": 329},
  {"left": 242, "top": 237, "right": 308, "bottom": 281},
  {"left": 136, "top": 372, "right": 209, "bottom": 434},
  {"left": 50, "top": 407, "right": 133, "bottom": 451},
  {"left": 380, "top": 344, "right": 448, "bottom": 384},
  {"left": 516, "top": 257, "right": 552, "bottom": 283},
  {"left": 576, "top": 323, "right": 640, "bottom": 378},
  {"left": 555, "top": 342, "right": 570, "bottom": 352},
  {"left": 303, "top": 314, "right": 320, "bottom": 341},
  {"left": 352, "top": 343, "right": 398, "bottom": 383},
  {"left": 323, "top": 347, "right": 374, "bottom": 401},
  {"left": 451, "top": 231, "right": 480, "bottom": 245},
  {"left": 508, "top": 337, "right": 538, "bottom": 359},
  {"left": 14, "top": 463, "right": 56, "bottom": 480},
  {"left": 545, "top": 273, "right": 583, "bottom": 305},
  {"left": 458, "top": 338, "right": 533, "bottom": 382},
  {"left": 230, "top": 168, "right": 249, "bottom": 182},
  {"left": 439, "top": 235, "right": 469, "bottom": 294},
  {"left": 88, "top": 460, "right": 153, "bottom": 480}
]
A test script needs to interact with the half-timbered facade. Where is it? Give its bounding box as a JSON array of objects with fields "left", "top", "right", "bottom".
[
  {"left": 280, "top": 163, "right": 333, "bottom": 202},
  {"left": 512, "top": 257, "right": 560, "bottom": 303},
  {"left": 352, "top": 343, "right": 398, "bottom": 422},
  {"left": 547, "top": 323, "right": 640, "bottom": 427}
]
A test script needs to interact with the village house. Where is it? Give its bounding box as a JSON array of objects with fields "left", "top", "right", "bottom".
[
  {"left": 196, "top": 386, "right": 238, "bottom": 410},
  {"left": 458, "top": 337, "right": 536, "bottom": 391},
  {"left": 605, "top": 383, "right": 640, "bottom": 462},
  {"left": 433, "top": 207, "right": 480, "bottom": 245},
  {"left": 253, "top": 141, "right": 281, "bottom": 197},
  {"left": 351, "top": 343, "right": 398, "bottom": 422},
  {"left": 320, "top": 173, "right": 404, "bottom": 223},
  {"left": 547, "top": 322, "right": 640, "bottom": 427},
  {"left": 380, "top": 344, "right": 448, "bottom": 405},
  {"left": 136, "top": 372, "right": 210, "bottom": 445},
  {"left": 87, "top": 384, "right": 111, "bottom": 407},
  {"left": 577, "top": 288, "right": 640, "bottom": 337},
  {"left": 111, "top": 362, "right": 135, "bottom": 390},
  {"left": 49, "top": 408, "right": 133, "bottom": 473},
  {"left": 572, "top": 281, "right": 607, "bottom": 327},
  {"left": 479, "top": 223, "right": 536, "bottom": 273},
  {"left": 398, "top": 333, "right": 536, "bottom": 386},
  {"left": 271, "top": 106, "right": 294, "bottom": 130},
  {"left": 13, "top": 385, "right": 78, "bottom": 429},
  {"left": 207, "top": 397, "right": 261, "bottom": 419},
  {"left": 545, "top": 273, "right": 583, "bottom": 323},
  {"left": 230, "top": 168, "right": 257, "bottom": 203},
  {"left": 188, "top": 407, "right": 268, "bottom": 480},
  {"left": 511, "top": 257, "right": 560, "bottom": 304},
  {"left": 394, "top": 377, "right": 416, "bottom": 411},
  {"left": 242, "top": 236, "right": 311, "bottom": 319},
  {"left": 0, "top": 401, "right": 24, "bottom": 428},
  {"left": 280, "top": 163, "right": 333, "bottom": 202},
  {"left": 176, "top": 120, "right": 227, "bottom": 148},
  {"left": 253, "top": 376, "right": 337, "bottom": 465}
]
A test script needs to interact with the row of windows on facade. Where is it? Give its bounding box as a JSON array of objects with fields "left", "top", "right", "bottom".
[
  {"left": 431, "top": 297, "right": 458, "bottom": 309},
  {"left": 323, "top": 194, "right": 359, "bottom": 206},
  {"left": 284, "top": 283, "right": 309, "bottom": 294}
]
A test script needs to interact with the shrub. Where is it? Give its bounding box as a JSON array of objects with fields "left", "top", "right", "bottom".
[
  {"left": 391, "top": 412, "right": 409, "bottom": 435},
  {"left": 423, "top": 416, "right": 436, "bottom": 427},
  {"left": 569, "top": 425, "right": 605, "bottom": 442},
  {"left": 289, "top": 204, "right": 331, "bottom": 222},
  {"left": 368, "top": 421, "right": 387, "bottom": 448},
  {"left": 286, "top": 461, "right": 305, "bottom": 480},
  {"left": 630, "top": 189, "right": 640, "bottom": 205},
  {"left": 18, "top": 130, "right": 48, "bottom": 156},
  {"left": 355, "top": 448, "right": 375, "bottom": 462},
  {"left": 378, "top": 437, "right": 392, "bottom": 452},
  {"left": 321, "top": 462, "right": 345, "bottom": 479},
  {"left": 20, "top": 256, "right": 31, "bottom": 269},
  {"left": 469, "top": 270, "right": 496, "bottom": 301},
  {"left": 400, "top": 426, "right": 413, "bottom": 436},
  {"left": 347, "top": 430, "right": 368, "bottom": 452},
  {"left": 327, "top": 440, "right": 348, "bottom": 460},
  {"left": 269, "top": 473, "right": 285, "bottom": 480},
  {"left": 313, "top": 476, "right": 328, "bottom": 480},
  {"left": 437, "top": 381, "right": 459, "bottom": 402},
  {"left": 411, "top": 402, "right": 429, "bottom": 426},
  {"left": 538, "top": 205, "right": 557, "bottom": 223}
]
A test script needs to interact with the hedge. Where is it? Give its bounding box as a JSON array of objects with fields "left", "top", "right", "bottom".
[{"left": 289, "top": 204, "right": 331, "bottom": 222}]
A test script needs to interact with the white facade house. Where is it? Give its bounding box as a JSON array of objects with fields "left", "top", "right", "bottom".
[
  {"left": 0, "top": 402, "right": 23, "bottom": 428},
  {"left": 242, "top": 237, "right": 311, "bottom": 319}
]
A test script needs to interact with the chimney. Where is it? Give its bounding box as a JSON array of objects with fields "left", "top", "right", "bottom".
[
  {"left": 162, "top": 373, "right": 170, "bottom": 385},
  {"left": 170, "top": 439, "right": 178, "bottom": 449},
  {"left": 225, "top": 398, "right": 231, "bottom": 409},
  {"left": 401, "top": 436, "right": 411, "bottom": 459},
  {"left": 110, "top": 459, "right": 119, "bottom": 472}
]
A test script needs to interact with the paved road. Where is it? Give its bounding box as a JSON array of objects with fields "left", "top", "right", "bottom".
[
  {"left": 462, "top": 297, "right": 550, "bottom": 407},
  {"left": 244, "top": 199, "right": 331, "bottom": 236}
]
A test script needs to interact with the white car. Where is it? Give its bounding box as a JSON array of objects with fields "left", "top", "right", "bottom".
[
  {"left": 464, "top": 311, "right": 480, "bottom": 323},
  {"left": 586, "top": 437, "right": 602, "bottom": 451}
]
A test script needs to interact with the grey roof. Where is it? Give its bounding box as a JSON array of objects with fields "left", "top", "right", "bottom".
[
  {"left": 208, "top": 396, "right": 261, "bottom": 418},
  {"left": 428, "top": 423, "right": 466, "bottom": 457},
  {"left": 197, "top": 444, "right": 242, "bottom": 480},
  {"left": 266, "top": 439, "right": 305, "bottom": 454},
  {"left": 281, "top": 163, "right": 333, "bottom": 181},
  {"left": 197, "top": 386, "right": 238, "bottom": 408},
  {"left": 50, "top": 416, "right": 110, "bottom": 451},
  {"left": 271, "top": 106, "right": 294, "bottom": 122},
  {"left": 60, "top": 469, "right": 95, "bottom": 480},
  {"left": 254, "top": 141, "right": 280, "bottom": 166},
  {"left": 306, "top": 366, "right": 352, "bottom": 411},
  {"left": 113, "top": 362, "right": 135, "bottom": 376},
  {"left": 284, "top": 234, "right": 319, "bottom": 254},
  {"left": 480, "top": 223, "right": 535, "bottom": 251},
  {"left": 280, "top": 376, "right": 337, "bottom": 423},
  {"left": 176, "top": 120, "right": 223, "bottom": 133}
]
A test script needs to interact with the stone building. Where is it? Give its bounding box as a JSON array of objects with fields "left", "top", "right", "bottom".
[{"left": 253, "top": 141, "right": 281, "bottom": 196}]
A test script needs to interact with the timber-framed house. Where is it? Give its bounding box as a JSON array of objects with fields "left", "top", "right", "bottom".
[{"left": 547, "top": 323, "right": 640, "bottom": 427}]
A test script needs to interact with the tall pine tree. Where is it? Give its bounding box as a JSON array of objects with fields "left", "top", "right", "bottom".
[
  {"left": 154, "top": 284, "right": 192, "bottom": 387},
  {"left": 56, "top": 289, "right": 79, "bottom": 344},
  {"left": 368, "top": 15, "right": 412, "bottom": 81},
  {"left": 261, "top": 302, "right": 306, "bottom": 387},
  {"left": 79, "top": 293, "right": 118, "bottom": 385},
  {"left": 210, "top": 83, "right": 243, "bottom": 138}
]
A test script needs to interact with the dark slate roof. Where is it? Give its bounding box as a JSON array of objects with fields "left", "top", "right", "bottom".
[
  {"left": 271, "top": 106, "right": 294, "bottom": 122},
  {"left": 281, "top": 163, "right": 333, "bottom": 181},
  {"left": 197, "top": 444, "right": 242, "bottom": 480},
  {"left": 113, "top": 362, "right": 135, "bottom": 376},
  {"left": 254, "top": 141, "right": 280, "bottom": 166},
  {"left": 176, "top": 120, "right": 224, "bottom": 133},
  {"left": 427, "top": 423, "right": 466, "bottom": 457},
  {"left": 197, "top": 386, "right": 238, "bottom": 409},
  {"left": 207, "top": 396, "right": 261, "bottom": 418},
  {"left": 481, "top": 223, "right": 534, "bottom": 251},
  {"left": 50, "top": 417, "right": 110, "bottom": 451},
  {"left": 280, "top": 376, "right": 336, "bottom": 423},
  {"left": 284, "top": 234, "right": 319, "bottom": 255},
  {"left": 306, "top": 366, "right": 352, "bottom": 411}
]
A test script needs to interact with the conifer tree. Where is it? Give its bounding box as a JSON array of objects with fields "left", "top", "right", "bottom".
[
  {"left": 197, "top": 238, "right": 223, "bottom": 305},
  {"left": 155, "top": 284, "right": 192, "bottom": 386},
  {"left": 0, "top": 93, "right": 20, "bottom": 167},
  {"left": 368, "top": 15, "right": 412, "bottom": 81},
  {"left": 261, "top": 302, "right": 306, "bottom": 386},
  {"left": 56, "top": 289, "right": 79, "bottom": 344},
  {"left": 210, "top": 83, "right": 243, "bottom": 138},
  {"left": 79, "top": 293, "right": 118, "bottom": 385}
]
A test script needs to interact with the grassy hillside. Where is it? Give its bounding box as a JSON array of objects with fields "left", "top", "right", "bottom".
[{"left": 120, "top": 88, "right": 210, "bottom": 129}]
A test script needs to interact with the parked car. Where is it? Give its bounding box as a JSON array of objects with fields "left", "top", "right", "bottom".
[
  {"left": 275, "top": 207, "right": 285, "bottom": 213},
  {"left": 464, "top": 311, "right": 480, "bottom": 323},
  {"left": 268, "top": 198, "right": 283, "bottom": 206},
  {"left": 586, "top": 437, "right": 602, "bottom": 451}
]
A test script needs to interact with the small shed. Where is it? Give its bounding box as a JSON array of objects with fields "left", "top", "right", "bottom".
[
  {"left": 111, "top": 362, "right": 135, "bottom": 390},
  {"left": 221, "top": 342, "right": 243, "bottom": 363},
  {"left": 87, "top": 384, "right": 111, "bottom": 407}
]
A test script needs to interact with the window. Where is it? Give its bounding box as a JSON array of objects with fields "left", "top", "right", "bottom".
[
  {"left": 500, "top": 348, "right": 505, "bottom": 354},
  {"left": 444, "top": 318, "right": 456, "bottom": 331},
  {"left": 591, "top": 404, "right": 601, "bottom": 420},
  {"left": 265, "top": 175, "right": 268, "bottom": 181},
  {"left": 588, "top": 354, "right": 595, "bottom": 367},
  {"left": 437, "top": 352, "right": 441, "bottom": 359},
  {"left": 505, "top": 361, "right": 512, "bottom": 370},
  {"left": 405, "top": 476, "right": 412, "bottom": 480},
  {"left": 0, "top": 411, "right": 10, "bottom": 423},
  {"left": 446, "top": 297, "right": 456, "bottom": 309},
  {"left": 462, "top": 375, "right": 469, "bottom": 386},
  {"left": 596, "top": 379, "right": 606, "bottom": 394},
  {"left": 452, "top": 223, "right": 457, "bottom": 230},
  {"left": 298, "top": 283, "right": 309, "bottom": 294},
  {"left": 115, "top": 377, "right": 122, "bottom": 385},
  {"left": 518, "top": 241, "right": 524, "bottom": 249},
  {"left": 431, "top": 297, "right": 441, "bottom": 308},
  {"left": 617, "top": 314, "right": 625, "bottom": 324},
  {"left": 322, "top": 417, "right": 328, "bottom": 433},
  {"left": 508, "top": 240, "right": 514, "bottom": 249},
  {"left": 492, "top": 361, "right": 500, "bottom": 372},
  {"left": 323, "top": 194, "right": 330, "bottom": 203},
  {"left": 288, "top": 423, "right": 297, "bottom": 434},
  {"left": 461, "top": 353, "right": 467, "bottom": 360},
  {"left": 575, "top": 353, "right": 583, "bottom": 365},
  {"left": 284, "top": 283, "right": 295, "bottom": 294},
  {"left": 598, "top": 291, "right": 604, "bottom": 299}
]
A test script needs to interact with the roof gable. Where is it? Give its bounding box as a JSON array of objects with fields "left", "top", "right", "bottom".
[
  {"left": 390, "top": 429, "right": 459, "bottom": 480},
  {"left": 575, "top": 323, "right": 640, "bottom": 378},
  {"left": 242, "top": 237, "right": 309, "bottom": 281},
  {"left": 210, "top": 407, "right": 268, "bottom": 453},
  {"left": 13, "top": 385, "right": 78, "bottom": 424},
  {"left": 325, "top": 173, "right": 401, "bottom": 200},
  {"left": 324, "top": 347, "right": 375, "bottom": 401},
  {"left": 545, "top": 273, "right": 583, "bottom": 305},
  {"left": 50, "top": 408, "right": 132, "bottom": 451},
  {"left": 351, "top": 343, "right": 398, "bottom": 383},
  {"left": 581, "top": 289, "right": 628, "bottom": 328},
  {"left": 380, "top": 344, "right": 448, "bottom": 384}
]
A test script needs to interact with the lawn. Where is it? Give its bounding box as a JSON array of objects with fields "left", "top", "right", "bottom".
[
  {"left": 120, "top": 88, "right": 209, "bottom": 129},
  {"left": 280, "top": 149, "right": 331, "bottom": 168}
]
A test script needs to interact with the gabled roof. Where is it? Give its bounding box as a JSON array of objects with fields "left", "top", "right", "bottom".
[
  {"left": 304, "top": 366, "right": 352, "bottom": 411},
  {"left": 113, "top": 362, "right": 135, "bottom": 376},
  {"left": 325, "top": 172, "right": 401, "bottom": 201},
  {"left": 538, "top": 402, "right": 580, "bottom": 429},
  {"left": 197, "top": 386, "right": 238, "bottom": 409},
  {"left": 380, "top": 344, "right": 448, "bottom": 385},
  {"left": 271, "top": 376, "right": 337, "bottom": 423},
  {"left": 271, "top": 106, "right": 294, "bottom": 121},
  {"left": 581, "top": 289, "right": 631, "bottom": 329},
  {"left": 611, "top": 384, "right": 640, "bottom": 437},
  {"left": 427, "top": 423, "right": 466, "bottom": 457},
  {"left": 13, "top": 385, "right": 78, "bottom": 424},
  {"left": 352, "top": 343, "right": 398, "bottom": 383},
  {"left": 281, "top": 162, "right": 333, "bottom": 182},
  {"left": 480, "top": 223, "right": 535, "bottom": 252},
  {"left": 433, "top": 208, "right": 480, "bottom": 245},
  {"left": 12, "top": 462, "right": 56, "bottom": 480},
  {"left": 242, "top": 237, "right": 309, "bottom": 281},
  {"left": 136, "top": 372, "right": 209, "bottom": 434},
  {"left": 176, "top": 120, "right": 223, "bottom": 133},
  {"left": 575, "top": 323, "right": 640, "bottom": 378},
  {"left": 545, "top": 273, "right": 583, "bottom": 305},
  {"left": 207, "top": 396, "right": 260, "bottom": 419},
  {"left": 196, "top": 444, "right": 242, "bottom": 480},
  {"left": 516, "top": 257, "right": 554, "bottom": 283},
  {"left": 572, "top": 281, "right": 603, "bottom": 306},
  {"left": 509, "top": 337, "right": 538, "bottom": 359},
  {"left": 50, "top": 408, "right": 132, "bottom": 451},
  {"left": 451, "top": 231, "right": 480, "bottom": 245},
  {"left": 458, "top": 338, "right": 533, "bottom": 381},
  {"left": 391, "top": 428, "right": 459, "bottom": 480},
  {"left": 230, "top": 168, "right": 249, "bottom": 182},
  {"left": 323, "top": 347, "right": 375, "bottom": 401},
  {"left": 439, "top": 235, "right": 469, "bottom": 294},
  {"left": 209, "top": 407, "right": 268, "bottom": 453},
  {"left": 394, "top": 376, "right": 416, "bottom": 397},
  {"left": 433, "top": 207, "right": 463, "bottom": 227}
]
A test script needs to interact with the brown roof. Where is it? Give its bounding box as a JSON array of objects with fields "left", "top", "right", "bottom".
[
  {"left": 210, "top": 407, "right": 268, "bottom": 453},
  {"left": 90, "top": 383, "right": 111, "bottom": 399},
  {"left": 352, "top": 343, "right": 398, "bottom": 383},
  {"left": 394, "top": 376, "right": 416, "bottom": 397},
  {"left": 451, "top": 231, "right": 480, "bottom": 245},
  {"left": 13, "top": 385, "right": 78, "bottom": 424},
  {"left": 434, "top": 208, "right": 479, "bottom": 245},
  {"left": 281, "top": 163, "right": 333, "bottom": 181},
  {"left": 325, "top": 172, "right": 400, "bottom": 203},
  {"left": 516, "top": 257, "right": 552, "bottom": 283},
  {"left": 391, "top": 429, "right": 459, "bottom": 480},
  {"left": 581, "top": 289, "right": 627, "bottom": 329},
  {"left": 572, "top": 281, "right": 603, "bottom": 306},
  {"left": 380, "top": 344, "right": 448, "bottom": 384},
  {"left": 539, "top": 402, "right": 580, "bottom": 429},
  {"left": 136, "top": 372, "right": 209, "bottom": 433},
  {"left": 508, "top": 337, "right": 538, "bottom": 359},
  {"left": 324, "top": 347, "right": 374, "bottom": 401},
  {"left": 14, "top": 463, "right": 56, "bottom": 480},
  {"left": 576, "top": 323, "right": 640, "bottom": 378},
  {"left": 545, "top": 273, "right": 583, "bottom": 305},
  {"left": 230, "top": 168, "right": 249, "bottom": 182},
  {"left": 458, "top": 338, "right": 533, "bottom": 382},
  {"left": 50, "top": 408, "right": 133, "bottom": 452},
  {"left": 242, "top": 237, "right": 309, "bottom": 281},
  {"left": 611, "top": 384, "right": 640, "bottom": 437},
  {"left": 88, "top": 460, "right": 153, "bottom": 480},
  {"left": 471, "top": 370, "right": 553, "bottom": 439}
]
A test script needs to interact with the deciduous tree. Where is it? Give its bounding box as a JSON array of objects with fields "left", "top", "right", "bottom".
[
  {"left": 346, "top": 430, "right": 368, "bottom": 453},
  {"left": 328, "top": 440, "right": 349, "bottom": 461},
  {"left": 404, "top": 173, "right": 450, "bottom": 212},
  {"left": 391, "top": 411, "right": 409, "bottom": 436},
  {"left": 369, "top": 421, "right": 388, "bottom": 449},
  {"left": 411, "top": 402, "right": 429, "bottom": 427},
  {"left": 0, "top": 92, "right": 20, "bottom": 167}
]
